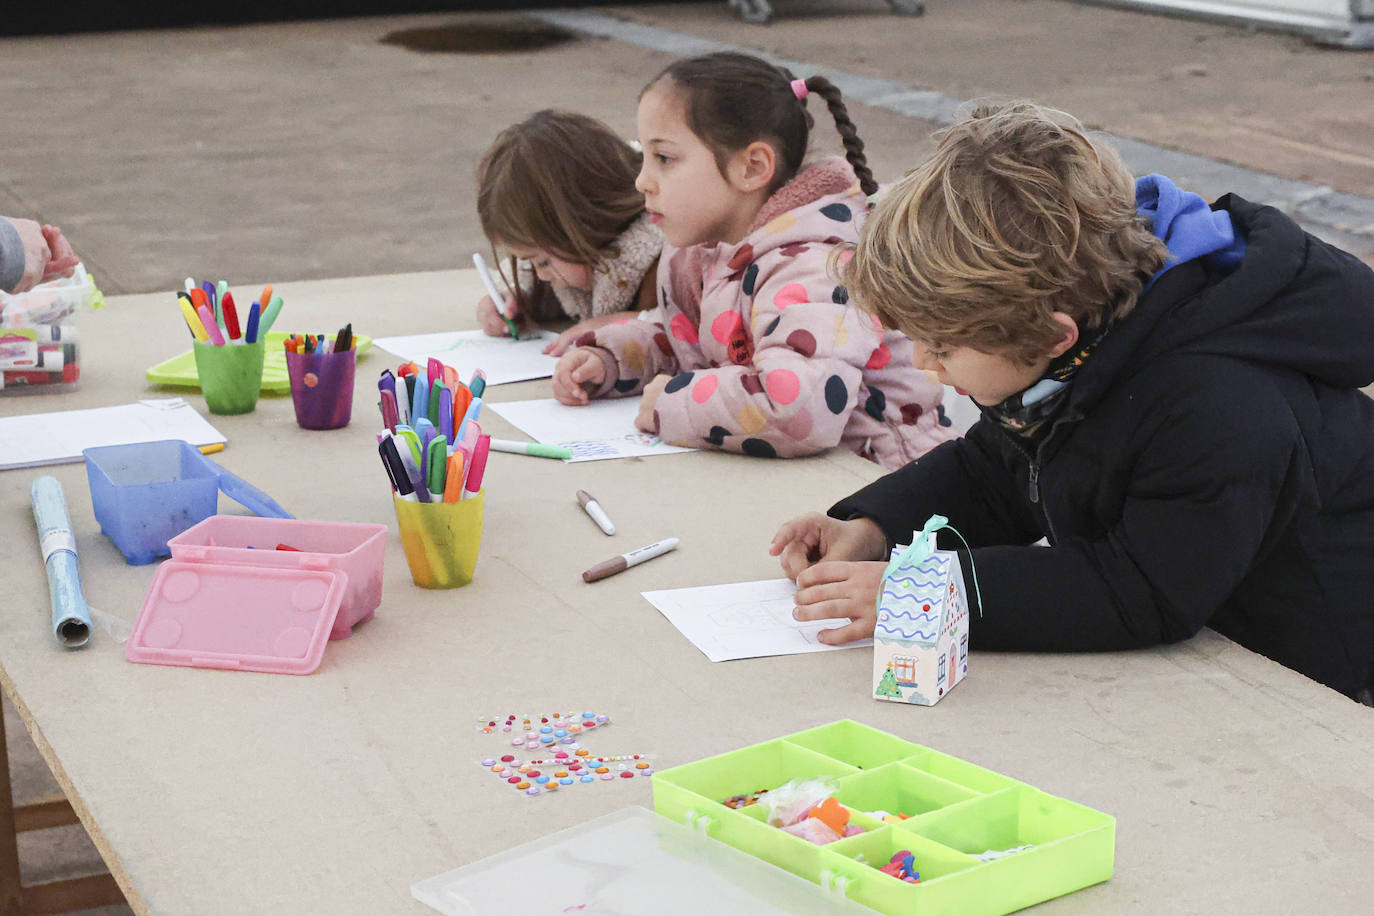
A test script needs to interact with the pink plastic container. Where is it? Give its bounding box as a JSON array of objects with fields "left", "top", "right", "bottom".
[
  {"left": 166, "top": 515, "right": 386, "bottom": 641},
  {"left": 127, "top": 562, "right": 349, "bottom": 675}
]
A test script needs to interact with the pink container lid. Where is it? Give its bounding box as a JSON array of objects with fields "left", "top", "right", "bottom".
[{"left": 126, "top": 560, "right": 349, "bottom": 675}]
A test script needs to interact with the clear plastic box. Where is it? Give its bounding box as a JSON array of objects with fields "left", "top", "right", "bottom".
[
  {"left": 0, "top": 264, "right": 100, "bottom": 395},
  {"left": 411, "top": 806, "right": 879, "bottom": 916}
]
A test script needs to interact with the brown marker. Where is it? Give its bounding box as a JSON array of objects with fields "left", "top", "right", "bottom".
[{"left": 581, "top": 537, "right": 680, "bottom": 583}]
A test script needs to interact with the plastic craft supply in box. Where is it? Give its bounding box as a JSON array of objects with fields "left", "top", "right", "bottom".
[
  {"left": 0, "top": 264, "right": 101, "bottom": 394},
  {"left": 651, "top": 720, "right": 1114, "bottom": 916},
  {"left": 126, "top": 516, "right": 386, "bottom": 676}
]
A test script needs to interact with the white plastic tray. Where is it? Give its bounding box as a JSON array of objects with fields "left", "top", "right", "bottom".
[{"left": 411, "top": 806, "right": 879, "bottom": 916}]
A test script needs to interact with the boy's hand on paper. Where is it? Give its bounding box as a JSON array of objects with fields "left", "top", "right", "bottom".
[
  {"left": 636, "top": 374, "right": 670, "bottom": 433},
  {"left": 553, "top": 348, "right": 605, "bottom": 406},
  {"left": 40, "top": 225, "right": 79, "bottom": 282},
  {"left": 791, "top": 561, "right": 887, "bottom": 644},
  {"left": 477, "top": 291, "right": 520, "bottom": 337},
  {"left": 543, "top": 311, "right": 638, "bottom": 356},
  {"left": 770, "top": 513, "right": 887, "bottom": 579}
]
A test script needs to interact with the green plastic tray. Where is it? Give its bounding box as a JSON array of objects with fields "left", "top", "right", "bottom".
[
  {"left": 652, "top": 720, "right": 1114, "bottom": 916},
  {"left": 145, "top": 331, "right": 373, "bottom": 394}
]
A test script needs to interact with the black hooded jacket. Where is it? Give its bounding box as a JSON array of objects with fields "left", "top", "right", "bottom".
[{"left": 831, "top": 195, "right": 1374, "bottom": 700}]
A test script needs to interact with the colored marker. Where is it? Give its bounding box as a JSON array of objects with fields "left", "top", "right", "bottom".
[
  {"left": 258, "top": 294, "right": 285, "bottom": 337},
  {"left": 426, "top": 435, "right": 448, "bottom": 496},
  {"left": 576, "top": 490, "right": 616, "bottom": 536},
  {"left": 176, "top": 293, "right": 209, "bottom": 342},
  {"left": 469, "top": 369, "right": 487, "bottom": 400},
  {"left": 581, "top": 538, "right": 679, "bottom": 583},
  {"left": 379, "top": 389, "right": 400, "bottom": 432},
  {"left": 462, "top": 434, "right": 490, "bottom": 500},
  {"left": 195, "top": 305, "right": 225, "bottom": 346},
  {"left": 202, "top": 280, "right": 219, "bottom": 321},
  {"left": 438, "top": 385, "right": 454, "bottom": 442},
  {"left": 222, "top": 291, "right": 242, "bottom": 343},
  {"left": 489, "top": 439, "right": 572, "bottom": 460},
  {"left": 416, "top": 419, "right": 437, "bottom": 469},
  {"left": 402, "top": 374, "right": 416, "bottom": 425},
  {"left": 458, "top": 395, "right": 482, "bottom": 440},
  {"left": 379, "top": 438, "right": 415, "bottom": 501},
  {"left": 427, "top": 379, "right": 444, "bottom": 427},
  {"left": 473, "top": 252, "right": 519, "bottom": 338},
  {"left": 395, "top": 425, "right": 423, "bottom": 467},
  {"left": 413, "top": 374, "right": 430, "bottom": 427},
  {"left": 244, "top": 300, "right": 261, "bottom": 344},
  {"left": 395, "top": 438, "right": 431, "bottom": 503},
  {"left": 443, "top": 452, "right": 465, "bottom": 504}
]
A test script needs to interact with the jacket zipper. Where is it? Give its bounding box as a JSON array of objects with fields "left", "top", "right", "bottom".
[{"left": 1000, "top": 426, "right": 1064, "bottom": 545}]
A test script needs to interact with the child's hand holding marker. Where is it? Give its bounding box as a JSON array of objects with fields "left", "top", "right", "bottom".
[
  {"left": 174, "top": 277, "right": 283, "bottom": 345},
  {"left": 473, "top": 252, "right": 522, "bottom": 339}
]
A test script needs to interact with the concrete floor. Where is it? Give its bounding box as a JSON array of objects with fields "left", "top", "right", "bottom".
[{"left": 2, "top": 1, "right": 1372, "bottom": 912}]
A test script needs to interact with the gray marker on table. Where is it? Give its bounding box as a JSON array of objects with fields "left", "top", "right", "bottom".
[
  {"left": 576, "top": 489, "right": 616, "bottom": 536},
  {"left": 31, "top": 475, "right": 92, "bottom": 648}
]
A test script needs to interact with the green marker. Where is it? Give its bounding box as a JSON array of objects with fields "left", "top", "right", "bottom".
[
  {"left": 257, "top": 295, "right": 286, "bottom": 338},
  {"left": 488, "top": 438, "right": 572, "bottom": 460}
]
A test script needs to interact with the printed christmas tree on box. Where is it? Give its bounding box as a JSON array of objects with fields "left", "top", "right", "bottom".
[{"left": 873, "top": 516, "right": 970, "bottom": 706}]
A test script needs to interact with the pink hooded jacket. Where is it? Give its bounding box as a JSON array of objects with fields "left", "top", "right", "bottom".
[{"left": 578, "top": 158, "right": 958, "bottom": 469}]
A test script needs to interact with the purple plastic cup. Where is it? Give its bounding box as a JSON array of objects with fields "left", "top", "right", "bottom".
[{"left": 285, "top": 347, "right": 356, "bottom": 430}]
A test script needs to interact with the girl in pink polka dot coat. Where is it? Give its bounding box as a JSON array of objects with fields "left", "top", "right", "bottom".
[{"left": 552, "top": 52, "right": 956, "bottom": 469}]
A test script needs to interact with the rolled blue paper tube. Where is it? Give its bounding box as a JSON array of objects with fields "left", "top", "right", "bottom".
[{"left": 31, "top": 475, "right": 92, "bottom": 648}]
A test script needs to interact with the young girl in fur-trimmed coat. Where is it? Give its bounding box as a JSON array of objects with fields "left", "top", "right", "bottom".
[
  {"left": 476, "top": 110, "right": 663, "bottom": 356},
  {"left": 552, "top": 53, "right": 955, "bottom": 468}
]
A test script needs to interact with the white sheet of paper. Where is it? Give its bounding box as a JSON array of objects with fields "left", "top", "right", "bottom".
[
  {"left": 641, "top": 578, "right": 871, "bottom": 662},
  {"left": 490, "top": 398, "right": 694, "bottom": 462},
  {"left": 0, "top": 398, "right": 226, "bottom": 471},
  {"left": 372, "top": 330, "right": 560, "bottom": 386}
]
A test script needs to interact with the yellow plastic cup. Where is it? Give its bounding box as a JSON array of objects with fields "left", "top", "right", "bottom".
[
  {"left": 193, "top": 340, "right": 265, "bottom": 415},
  {"left": 393, "top": 491, "right": 484, "bottom": 588}
]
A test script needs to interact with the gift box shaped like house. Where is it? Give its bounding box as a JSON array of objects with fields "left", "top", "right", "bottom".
[{"left": 873, "top": 516, "right": 970, "bottom": 706}]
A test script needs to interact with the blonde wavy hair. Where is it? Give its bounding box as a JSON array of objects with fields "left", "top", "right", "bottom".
[{"left": 845, "top": 101, "right": 1167, "bottom": 364}]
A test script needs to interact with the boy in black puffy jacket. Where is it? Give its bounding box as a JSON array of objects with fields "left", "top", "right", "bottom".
[{"left": 771, "top": 101, "right": 1374, "bottom": 704}]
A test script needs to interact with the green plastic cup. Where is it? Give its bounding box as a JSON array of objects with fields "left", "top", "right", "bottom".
[{"left": 194, "top": 340, "right": 265, "bottom": 415}]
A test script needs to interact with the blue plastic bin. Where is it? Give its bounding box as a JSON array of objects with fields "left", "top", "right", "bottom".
[
  {"left": 84, "top": 440, "right": 220, "bottom": 565},
  {"left": 84, "top": 439, "right": 292, "bottom": 565}
]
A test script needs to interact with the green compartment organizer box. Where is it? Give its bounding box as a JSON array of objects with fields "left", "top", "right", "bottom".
[{"left": 651, "top": 720, "right": 1114, "bottom": 916}]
